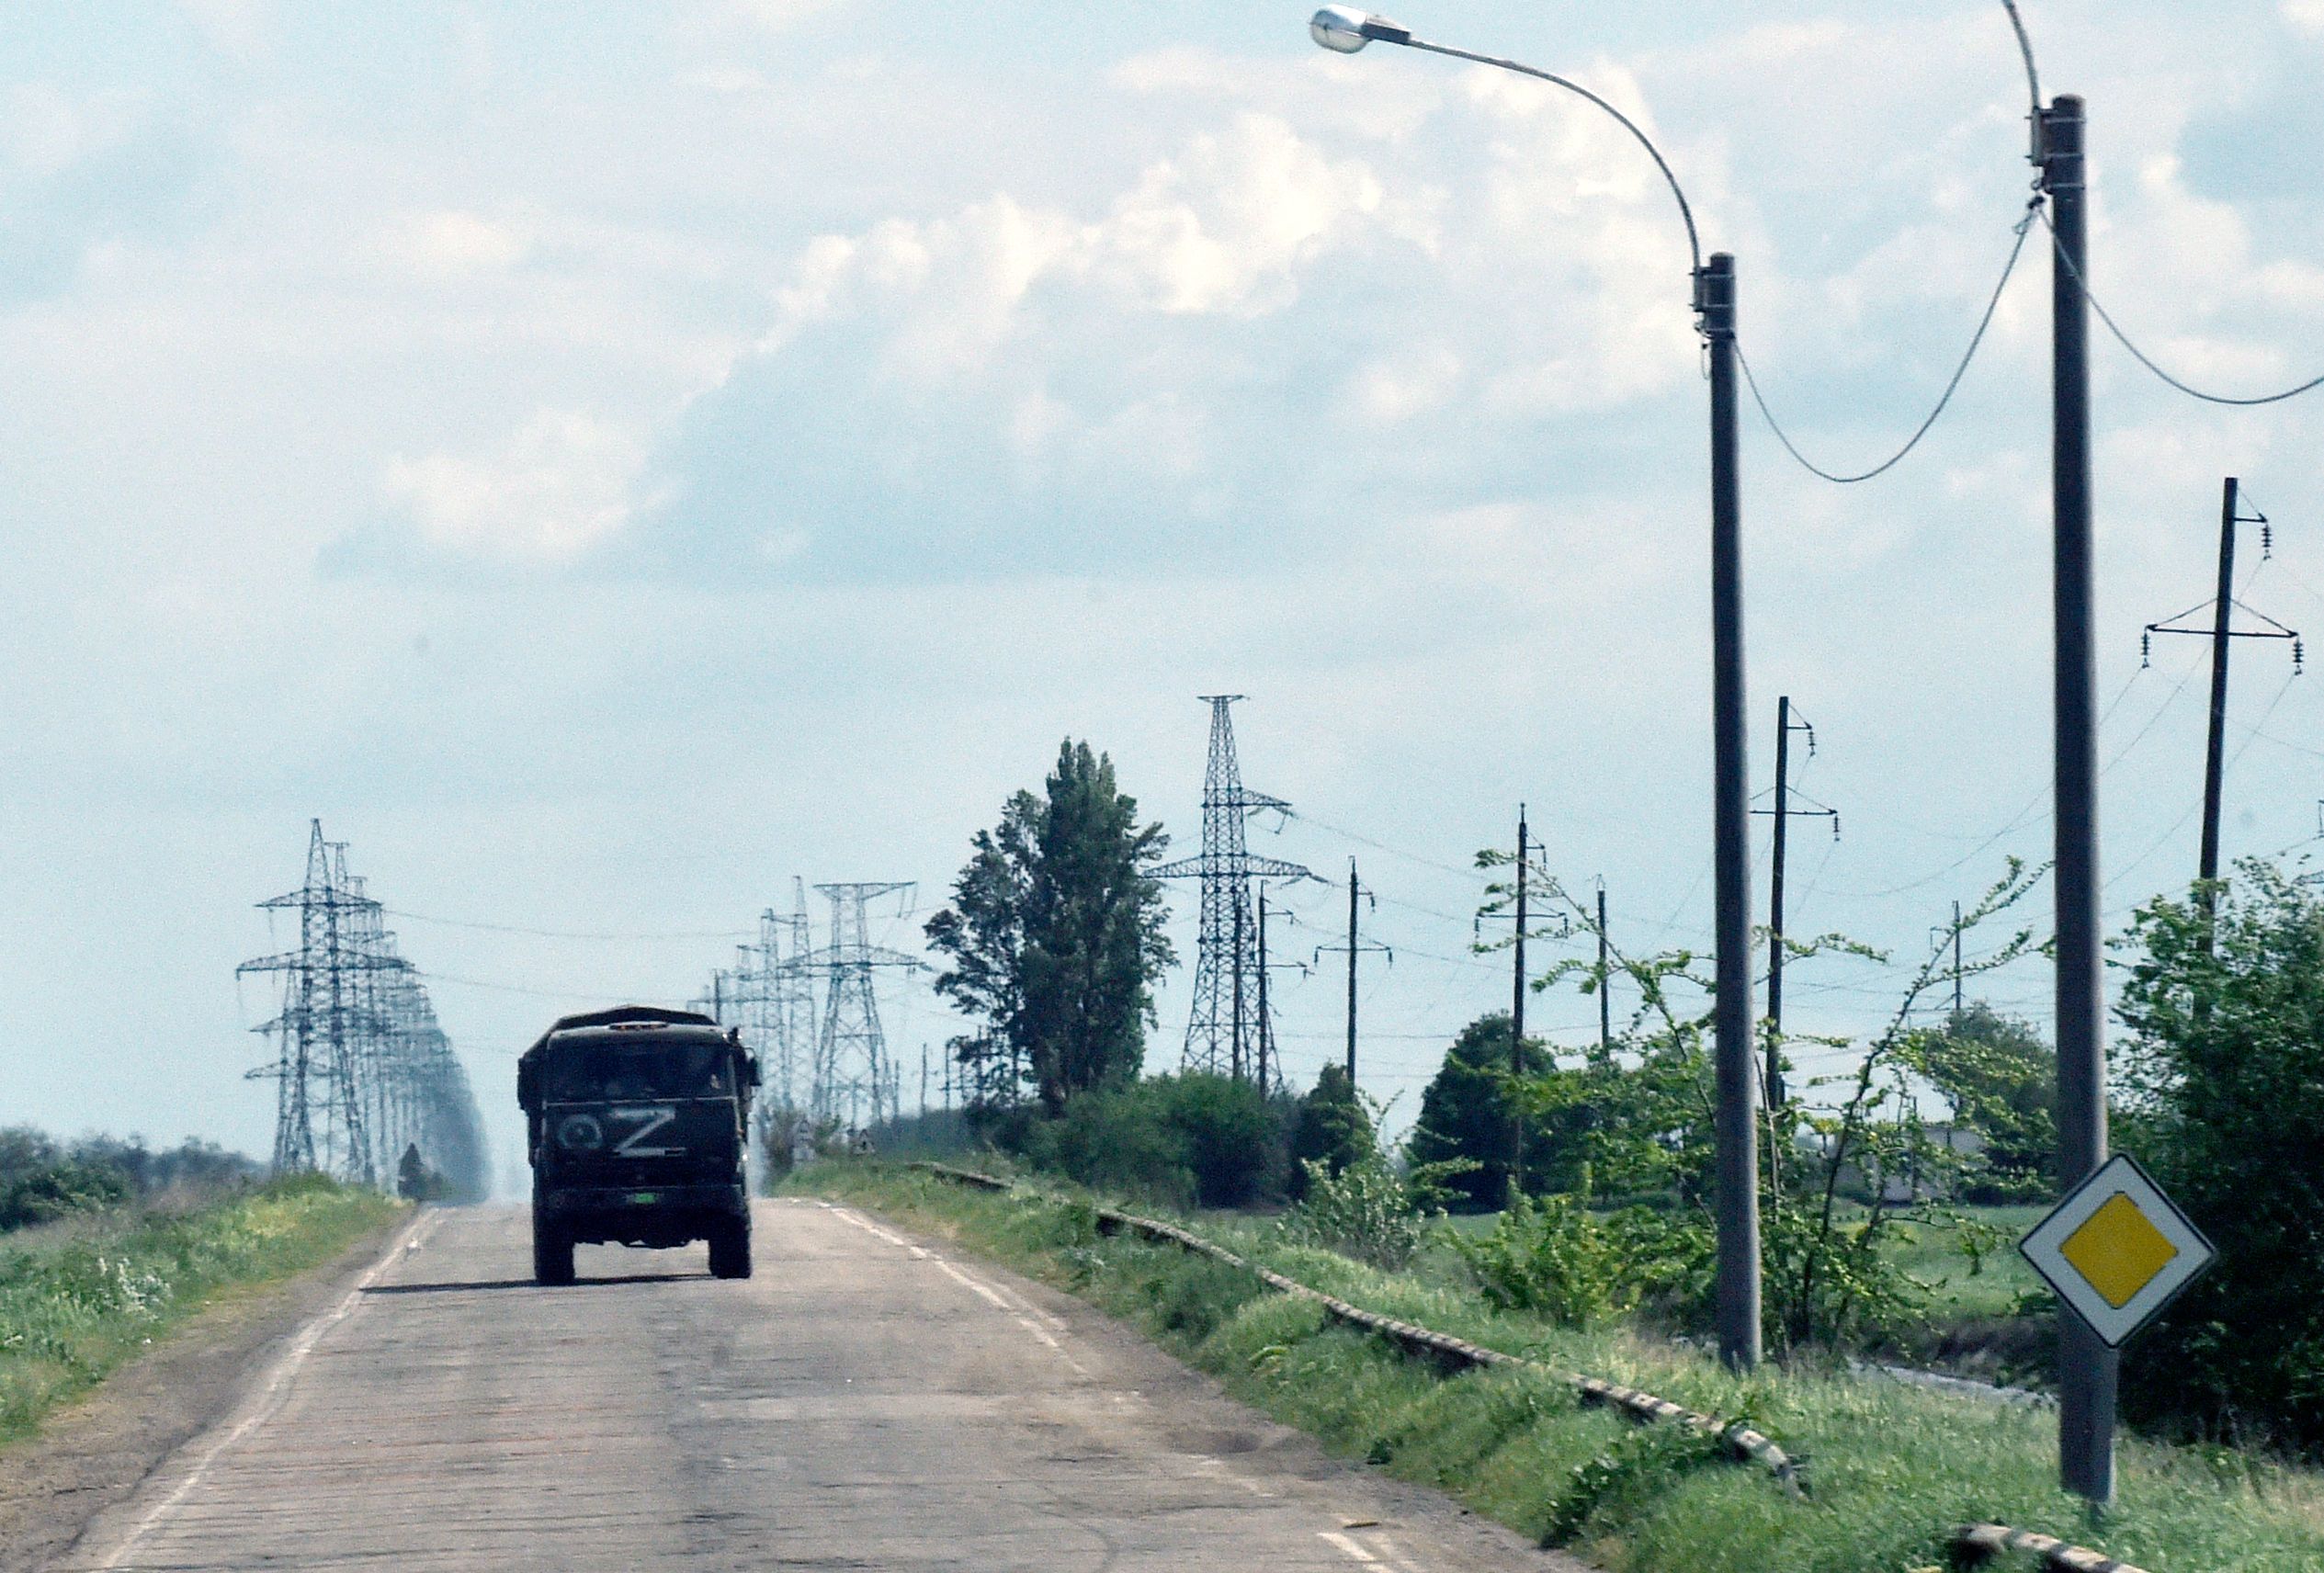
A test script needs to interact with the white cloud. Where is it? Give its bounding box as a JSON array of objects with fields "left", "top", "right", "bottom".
[
  {"left": 377, "top": 209, "right": 531, "bottom": 281},
  {"left": 1088, "top": 113, "right": 1382, "bottom": 315},
  {"left": 693, "top": 0, "right": 850, "bottom": 37},
  {"left": 384, "top": 410, "right": 648, "bottom": 562},
  {"left": 1343, "top": 343, "right": 1462, "bottom": 424},
  {"left": 2286, "top": 1, "right": 2324, "bottom": 36},
  {"left": 0, "top": 84, "right": 141, "bottom": 179}
]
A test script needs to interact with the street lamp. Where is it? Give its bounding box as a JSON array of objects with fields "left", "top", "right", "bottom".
[{"left": 1309, "top": 8, "right": 1761, "bottom": 1372}]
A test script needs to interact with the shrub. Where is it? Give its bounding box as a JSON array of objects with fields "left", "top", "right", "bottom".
[
  {"left": 1014, "top": 1071, "right": 1283, "bottom": 1208},
  {"left": 1287, "top": 1063, "right": 1373, "bottom": 1200},
  {"left": 1280, "top": 1154, "right": 1451, "bottom": 1269},
  {"left": 0, "top": 1160, "right": 132, "bottom": 1232},
  {"left": 1455, "top": 1194, "right": 1713, "bottom": 1329},
  {"left": 2114, "top": 864, "right": 2324, "bottom": 1449}
]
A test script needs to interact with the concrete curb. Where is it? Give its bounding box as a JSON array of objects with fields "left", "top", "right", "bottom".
[
  {"left": 1949, "top": 1521, "right": 2155, "bottom": 1573},
  {"left": 905, "top": 1164, "right": 2166, "bottom": 1573},
  {"left": 910, "top": 1162, "right": 1804, "bottom": 1496}
]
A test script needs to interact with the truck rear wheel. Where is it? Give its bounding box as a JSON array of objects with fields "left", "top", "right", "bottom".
[
  {"left": 533, "top": 1219, "right": 575, "bottom": 1285},
  {"left": 708, "top": 1217, "right": 752, "bottom": 1280}
]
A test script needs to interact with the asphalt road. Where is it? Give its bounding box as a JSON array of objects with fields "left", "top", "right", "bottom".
[{"left": 61, "top": 1199, "right": 1575, "bottom": 1572}]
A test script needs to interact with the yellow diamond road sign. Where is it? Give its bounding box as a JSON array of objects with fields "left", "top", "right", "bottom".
[{"left": 2021, "top": 1152, "right": 2216, "bottom": 1348}]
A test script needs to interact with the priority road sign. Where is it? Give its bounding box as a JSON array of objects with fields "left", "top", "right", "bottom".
[{"left": 2020, "top": 1152, "right": 2216, "bottom": 1349}]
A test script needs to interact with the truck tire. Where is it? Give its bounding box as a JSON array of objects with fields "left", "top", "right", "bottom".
[
  {"left": 708, "top": 1217, "right": 752, "bottom": 1280},
  {"left": 533, "top": 1219, "right": 575, "bottom": 1286}
]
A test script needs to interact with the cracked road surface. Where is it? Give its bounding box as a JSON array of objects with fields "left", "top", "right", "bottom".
[{"left": 60, "top": 1199, "right": 1578, "bottom": 1572}]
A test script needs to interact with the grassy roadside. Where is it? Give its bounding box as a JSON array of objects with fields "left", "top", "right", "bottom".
[
  {"left": 801, "top": 1162, "right": 2324, "bottom": 1573},
  {"left": 0, "top": 1175, "right": 403, "bottom": 1446}
]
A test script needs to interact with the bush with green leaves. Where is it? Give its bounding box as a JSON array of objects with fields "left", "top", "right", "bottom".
[
  {"left": 2114, "top": 862, "right": 2324, "bottom": 1451},
  {"left": 1287, "top": 1063, "right": 1373, "bottom": 1200},
  {"left": 1278, "top": 1153, "right": 1466, "bottom": 1269},
  {"left": 1455, "top": 1194, "right": 1713, "bottom": 1329},
  {"left": 1016, "top": 1071, "right": 1283, "bottom": 1208}
]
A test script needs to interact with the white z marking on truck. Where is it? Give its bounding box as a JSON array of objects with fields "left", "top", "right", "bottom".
[{"left": 609, "top": 1104, "right": 681, "bottom": 1158}]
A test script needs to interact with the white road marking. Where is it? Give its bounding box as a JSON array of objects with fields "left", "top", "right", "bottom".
[
  {"left": 819, "top": 1203, "right": 1089, "bottom": 1375},
  {"left": 1321, "top": 1529, "right": 1425, "bottom": 1573},
  {"left": 88, "top": 1206, "right": 444, "bottom": 1570}
]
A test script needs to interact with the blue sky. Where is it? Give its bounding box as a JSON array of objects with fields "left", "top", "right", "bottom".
[{"left": 6, "top": 1, "right": 2324, "bottom": 1184}]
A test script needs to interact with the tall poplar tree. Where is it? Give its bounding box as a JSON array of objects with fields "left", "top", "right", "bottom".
[{"left": 928, "top": 741, "right": 1173, "bottom": 1116}]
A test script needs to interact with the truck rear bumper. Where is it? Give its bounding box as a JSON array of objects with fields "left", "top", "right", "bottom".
[{"left": 536, "top": 1183, "right": 747, "bottom": 1249}]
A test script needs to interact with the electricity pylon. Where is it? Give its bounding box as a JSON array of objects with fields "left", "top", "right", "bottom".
[
  {"left": 239, "top": 820, "right": 485, "bottom": 1195},
  {"left": 805, "top": 882, "right": 924, "bottom": 1129},
  {"left": 1158, "top": 696, "right": 1310, "bottom": 1079}
]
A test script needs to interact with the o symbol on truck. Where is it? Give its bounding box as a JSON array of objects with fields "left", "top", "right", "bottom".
[{"left": 556, "top": 1114, "right": 604, "bottom": 1151}]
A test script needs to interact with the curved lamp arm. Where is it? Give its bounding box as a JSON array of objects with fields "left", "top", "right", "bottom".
[{"left": 1309, "top": 7, "right": 1701, "bottom": 277}]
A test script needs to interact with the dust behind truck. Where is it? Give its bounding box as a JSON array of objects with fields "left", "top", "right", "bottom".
[{"left": 516, "top": 1005, "right": 759, "bottom": 1284}]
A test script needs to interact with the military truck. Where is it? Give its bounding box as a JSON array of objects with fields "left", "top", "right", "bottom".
[{"left": 516, "top": 1005, "right": 759, "bottom": 1284}]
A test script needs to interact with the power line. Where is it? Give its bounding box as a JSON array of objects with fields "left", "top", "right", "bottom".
[
  {"left": 2035, "top": 203, "right": 2324, "bottom": 407},
  {"left": 381, "top": 907, "right": 753, "bottom": 943},
  {"left": 1738, "top": 200, "right": 2040, "bottom": 484}
]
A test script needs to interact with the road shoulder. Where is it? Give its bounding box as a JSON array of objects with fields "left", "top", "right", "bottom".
[
  {"left": 808, "top": 1195, "right": 1586, "bottom": 1572},
  {"left": 0, "top": 1215, "right": 410, "bottom": 1573}
]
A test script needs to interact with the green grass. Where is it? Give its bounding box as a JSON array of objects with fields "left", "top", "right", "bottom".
[
  {"left": 1886, "top": 1205, "right": 2048, "bottom": 1318},
  {"left": 0, "top": 1175, "right": 403, "bottom": 1446},
  {"left": 801, "top": 1162, "right": 2324, "bottom": 1573}
]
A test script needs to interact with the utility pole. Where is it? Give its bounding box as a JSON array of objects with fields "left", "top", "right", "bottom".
[
  {"left": 1346, "top": 866, "right": 1359, "bottom": 1080},
  {"left": 1510, "top": 806, "right": 1530, "bottom": 1205},
  {"left": 2141, "top": 477, "right": 2299, "bottom": 934},
  {"left": 1230, "top": 895, "right": 1246, "bottom": 1081},
  {"left": 1698, "top": 250, "right": 1761, "bottom": 1375},
  {"left": 1953, "top": 901, "right": 1964, "bottom": 1017},
  {"left": 1753, "top": 697, "right": 1836, "bottom": 1106},
  {"left": 1255, "top": 885, "right": 1274, "bottom": 1093},
  {"left": 2203, "top": 477, "right": 2239, "bottom": 898},
  {"left": 920, "top": 1045, "right": 930, "bottom": 1119},
  {"left": 1596, "top": 882, "right": 1612, "bottom": 1056},
  {"left": 2043, "top": 91, "right": 2114, "bottom": 1507},
  {"left": 1315, "top": 862, "right": 1386, "bottom": 1090}
]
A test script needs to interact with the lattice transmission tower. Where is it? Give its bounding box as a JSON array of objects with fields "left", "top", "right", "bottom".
[
  {"left": 807, "top": 882, "right": 924, "bottom": 1130},
  {"left": 238, "top": 820, "right": 486, "bottom": 1195},
  {"left": 703, "top": 878, "right": 821, "bottom": 1115},
  {"left": 1158, "top": 696, "right": 1310, "bottom": 1080}
]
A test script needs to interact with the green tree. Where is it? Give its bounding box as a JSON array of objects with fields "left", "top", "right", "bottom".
[
  {"left": 1913, "top": 1002, "right": 2056, "bottom": 1201},
  {"left": 1020, "top": 1073, "right": 1282, "bottom": 1208},
  {"left": 1287, "top": 1062, "right": 1373, "bottom": 1199},
  {"left": 2114, "top": 864, "right": 2324, "bottom": 1449},
  {"left": 1406, "top": 1013, "right": 1554, "bottom": 1210},
  {"left": 927, "top": 741, "right": 1174, "bottom": 1117}
]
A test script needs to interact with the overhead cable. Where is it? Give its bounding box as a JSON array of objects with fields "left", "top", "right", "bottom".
[
  {"left": 2036, "top": 204, "right": 2324, "bottom": 407},
  {"left": 1736, "top": 201, "right": 2039, "bottom": 484}
]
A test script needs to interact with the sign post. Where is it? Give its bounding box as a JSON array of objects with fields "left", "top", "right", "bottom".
[{"left": 2020, "top": 1152, "right": 2216, "bottom": 1492}]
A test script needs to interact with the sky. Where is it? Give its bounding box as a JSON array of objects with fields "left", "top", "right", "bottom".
[{"left": 6, "top": 1, "right": 2324, "bottom": 1189}]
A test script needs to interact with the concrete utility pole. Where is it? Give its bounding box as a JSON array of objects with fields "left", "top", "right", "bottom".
[
  {"left": 1953, "top": 901, "right": 1965, "bottom": 1017},
  {"left": 1766, "top": 699, "right": 1792, "bottom": 1093},
  {"left": 1510, "top": 808, "right": 1531, "bottom": 1205},
  {"left": 2142, "top": 476, "right": 2297, "bottom": 942},
  {"left": 2201, "top": 477, "right": 2239, "bottom": 898},
  {"left": 1345, "top": 866, "right": 1360, "bottom": 1081},
  {"left": 1596, "top": 882, "right": 1612, "bottom": 1055},
  {"left": 1702, "top": 252, "right": 1762, "bottom": 1374},
  {"left": 1315, "top": 861, "right": 1386, "bottom": 1092},
  {"left": 1230, "top": 897, "right": 1247, "bottom": 1082},
  {"left": 1756, "top": 697, "right": 1834, "bottom": 1106},
  {"left": 2043, "top": 92, "right": 2114, "bottom": 1508}
]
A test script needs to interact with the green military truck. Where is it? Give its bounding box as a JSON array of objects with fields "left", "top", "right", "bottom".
[{"left": 516, "top": 1005, "right": 759, "bottom": 1285}]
